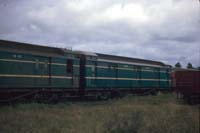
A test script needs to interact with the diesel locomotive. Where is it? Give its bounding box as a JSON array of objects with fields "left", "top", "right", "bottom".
[{"left": 0, "top": 40, "right": 171, "bottom": 102}]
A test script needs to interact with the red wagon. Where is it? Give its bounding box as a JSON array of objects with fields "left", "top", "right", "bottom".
[{"left": 172, "top": 69, "right": 200, "bottom": 104}]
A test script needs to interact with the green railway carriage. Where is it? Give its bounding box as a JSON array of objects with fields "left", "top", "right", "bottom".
[
  {"left": 0, "top": 40, "right": 80, "bottom": 90},
  {"left": 81, "top": 53, "right": 171, "bottom": 93}
]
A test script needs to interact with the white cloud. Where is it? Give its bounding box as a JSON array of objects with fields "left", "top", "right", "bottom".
[
  {"left": 0, "top": 0, "right": 199, "bottom": 67},
  {"left": 98, "top": 3, "right": 148, "bottom": 24}
]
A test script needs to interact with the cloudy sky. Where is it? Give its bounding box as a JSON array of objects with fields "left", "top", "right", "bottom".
[{"left": 0, "top": 0, "right": 199, "bottom": 67}]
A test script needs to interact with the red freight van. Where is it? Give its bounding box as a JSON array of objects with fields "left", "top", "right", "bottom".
[{"left": 172, "top": 69, "right": 200, "bottom": 104}]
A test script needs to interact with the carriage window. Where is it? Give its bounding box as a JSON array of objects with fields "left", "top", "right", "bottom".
[
  {"left": 67, "top": 59, "right": 73, "bottom": 73},
  {"left": 44, "top": 60, "right": 48, "bottom": 69},
  {"left": 91, "top": 66, "right": 95, "bottom": 72},
  {"left": 35, "top": 59, "right": 39, "bottom": 69}
]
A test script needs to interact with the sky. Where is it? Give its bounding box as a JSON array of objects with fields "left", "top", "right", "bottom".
[{"left": 0, "top": 0, "right": 200, "bottom": 67}]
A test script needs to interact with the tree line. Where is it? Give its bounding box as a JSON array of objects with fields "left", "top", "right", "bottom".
[{"left": 175, "top": 62, "right": 200, "bottom": 70}]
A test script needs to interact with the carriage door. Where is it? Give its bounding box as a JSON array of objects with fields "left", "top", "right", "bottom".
[
  {"left": 109, "top": 64, "right": 117, "bottom": 88},
  {"left": 155, "top": 68, "right": 160, "bottom": 88},
  {"left": 67, "top": 59, "right": 73, "bottom": 87},
  {"left": 35, "top": 57, "right": 49, "bottom": 87},
  {"left": 72, "top": 60, "right": 79, "bottom": 88}
]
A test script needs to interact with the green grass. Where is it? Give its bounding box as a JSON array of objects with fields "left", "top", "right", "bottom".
[{"left": 0, "top": 93, "right": 199, "bottom": 133}]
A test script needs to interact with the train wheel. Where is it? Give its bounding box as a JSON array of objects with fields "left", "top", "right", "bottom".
[
  {"left": 98, "top": 92, "right": 110, "bottom": 100},
  {"left": 48, "top": 94, "right": 59, "bottom": 104},
  {"left": 111, "top": 91, "right": 121, "bottom": 99}
]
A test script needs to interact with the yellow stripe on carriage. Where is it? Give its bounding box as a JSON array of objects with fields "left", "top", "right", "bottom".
[
  {"left": 85, "top": 77, "right": 169, "bottom": 81},
  {"left": 85, "top": 65, "right": 169, "bottom": 73},
  {"left": 0, "top": 58, "right": 79, "bottom": 67},
  {"left": 0, "top": 74, "right": 72, "bottom": 79}
]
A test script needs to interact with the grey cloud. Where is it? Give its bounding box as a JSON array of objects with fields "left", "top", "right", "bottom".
[{"left": 0, "top": 0, "right": 199, "bottom": 67}]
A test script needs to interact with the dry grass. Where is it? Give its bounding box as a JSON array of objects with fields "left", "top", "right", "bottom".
[{"left": 0, "top": 93, "right": 199, "bottom": 133}]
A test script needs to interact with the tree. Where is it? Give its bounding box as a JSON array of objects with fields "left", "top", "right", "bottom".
[
  {"left": 187, "top": 62, "right": 193, "bottom": 69},
  {"left": 198, "top": 66, "right": 200, "bottom": 70},
  {"left": 175, "top": 62, "right": 181, "bottom": 68}
]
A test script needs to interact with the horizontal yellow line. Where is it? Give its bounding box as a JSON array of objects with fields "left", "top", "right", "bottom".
[
  {"left": 85, "top": 77, "right": 169, "bottom": 81},
  {"left": 0, "top": 58, "right": 79, "bottom": 67},
  {"left": 0, "top": 74, "right": 168, "bottom": 81},
  {"left": 0, "top": 58, "right": 34, "bottom": 63},
  {"left": 86, "top": 65, "right": 111, "bottom": 69},
  {"left": 0, "top": 59, "right": 168, "bottom": 72},
  {"left": 0, "top": 74, "right": 72, "bottom": 79},
  {"left": 51, "top": 62, "right": 66, "bottom": 66},
  {"left": 86, "top": 65, "right": 168, "bottom": 73},
  {"left": 51, "top": 63, "right": 79, "bottom": 67},
  {"left": 52, "top": 76, "right": 73, "bottom": 79},
  {"left": 73, "top": 65, "right": 80, "bottom": 67}
]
